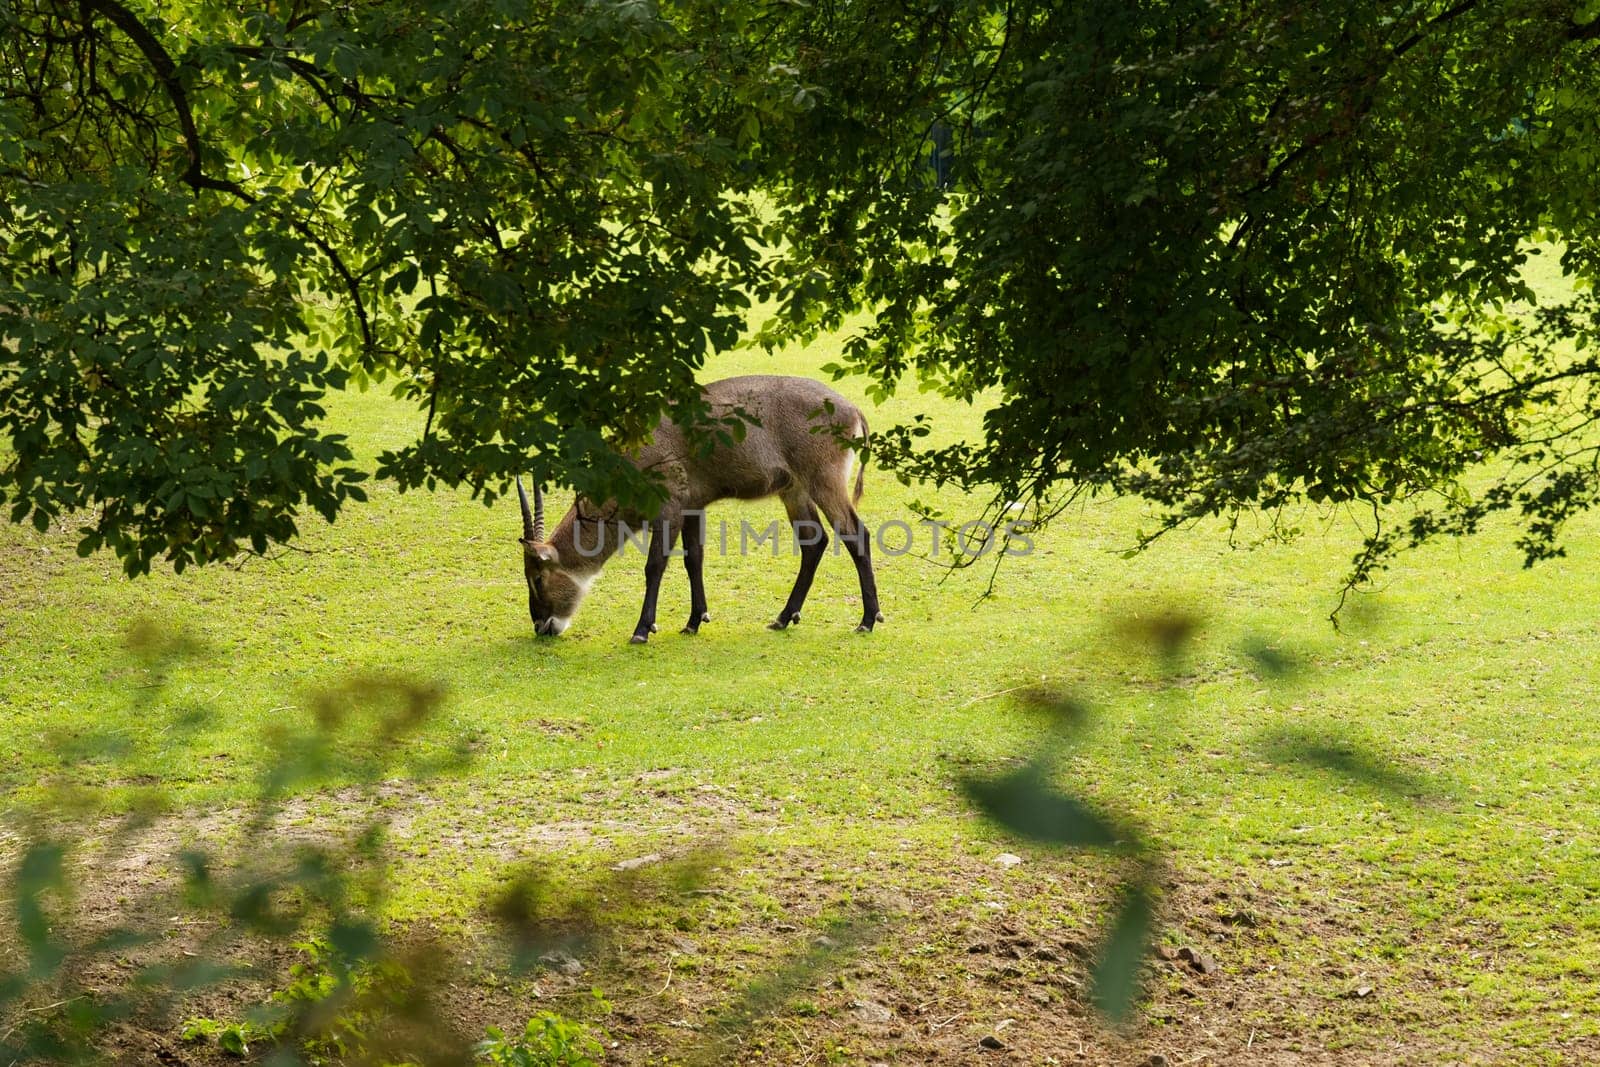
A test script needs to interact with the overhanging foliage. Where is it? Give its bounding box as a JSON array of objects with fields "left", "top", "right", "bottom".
[{"left": 4, "top": 0, "right": 1600, "bottom": 580}]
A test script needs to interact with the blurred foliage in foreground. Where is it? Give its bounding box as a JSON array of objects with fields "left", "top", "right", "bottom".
[
  {"left": 0, "top": 612, "right": 1425, "bottom": 1061},
  {"left": 0, "top": 616, "right": 870, "bottom": 1064},
  {"left": 0, "top": 619, "right": 600, "bottom": 1065}
]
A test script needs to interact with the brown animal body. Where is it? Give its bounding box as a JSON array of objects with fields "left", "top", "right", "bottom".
[{"left": 516, "top": 375, "right": 884, "bottom": 643}]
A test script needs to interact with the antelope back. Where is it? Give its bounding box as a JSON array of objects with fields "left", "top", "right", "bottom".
[{"left": 645, "top": 376, "right": 864, "bottom": 507}]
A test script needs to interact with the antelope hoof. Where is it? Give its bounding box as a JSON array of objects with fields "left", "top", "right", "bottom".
[
  {"left": 768, "top": 613, "right": 798, "bottom": 631},
  {"left": 855, "top": 622, "right": 874, "bottom": 633},
  {"left": 681, "top": 612, "right": 711, "bottom": 635},
  {"left": 630, "top": 632, "right": 650, "bottom": 645}
]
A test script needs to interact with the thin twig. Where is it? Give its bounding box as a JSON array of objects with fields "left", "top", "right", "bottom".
[
  {"left": 632, "top": 959, "right": 674, "bottom": 1001},
  {"left": 960, "top": 680, "right": 1049, "bottom": 709},
  {"left": 0, "top": 996, "right": 89, "bottom": 1043}
]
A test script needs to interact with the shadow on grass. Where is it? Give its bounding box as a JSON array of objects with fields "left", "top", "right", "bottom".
[
  {"left": 1253, "top": 725, "right": 1446, "bottom": 802},
  {"left": 468, "top": 618, "right": 878, "bottom": 663},
  {"left": 687, "top": 910, "right": 882, "bottom": 1066},
  {"left": 956, "top": 683, "right": 1161, "bottom": 1027}
]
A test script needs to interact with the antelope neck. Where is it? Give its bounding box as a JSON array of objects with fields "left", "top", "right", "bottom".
[{"left": 549, "top": 507, "right": 620, "bottom": 574}]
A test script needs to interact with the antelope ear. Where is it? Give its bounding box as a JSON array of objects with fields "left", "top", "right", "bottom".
[{"left": 530, "top": 543, "right": 561, "bottom": 565}]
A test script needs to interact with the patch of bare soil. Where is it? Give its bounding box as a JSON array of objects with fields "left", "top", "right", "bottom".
[
  {"left": 574, "top": 853, "right": 1505, "bottom": 1067},
  {"left": 0, "top": 776, "right": 1581, "bottom": 1066}
]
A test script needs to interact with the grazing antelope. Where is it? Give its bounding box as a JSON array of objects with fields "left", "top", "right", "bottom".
[{"left": 516, "top": 375, "right": 884, "bottom": 643}]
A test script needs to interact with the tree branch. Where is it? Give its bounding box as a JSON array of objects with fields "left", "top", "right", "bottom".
[
  {"left": 227, "top": 45, "right": 343, "bottom": 116},
  {"left": 1391, "top": 0, "right": 1479, "bottom": 59},
  {"left": 1250, "top": 0, "right": 1482, "bottom": 196},
  {"left": 72, "top": 1, "right": 377, "bottom": 352},
  {"left": 75, "top": 0, "right": 235, "bottom": 193}
]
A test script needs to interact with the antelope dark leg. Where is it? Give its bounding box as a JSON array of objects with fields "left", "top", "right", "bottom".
[
  {"left": 631, "top": 519, "right": 678, "bottom": 644},
  {"left": 681, "top": 509, "right": 710, "bottom": 634},
  {"left": 769, "top": 499, "right": 828, "bottom": 631},
  {"left": 837, "top": 509, "right": 883, "bottom": 632}
]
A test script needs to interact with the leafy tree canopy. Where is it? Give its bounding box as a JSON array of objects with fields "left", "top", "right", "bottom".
[{"left": 4, "top": 0, "right": 1600, "bottom": 580}]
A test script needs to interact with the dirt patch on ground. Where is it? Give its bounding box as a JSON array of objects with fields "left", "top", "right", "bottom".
[
  {"left": 0, "top": 775, "right": 1582, "bottom": 1065},
  {"left": 566, "top": 850, "right": 1515, "bottom": 1067}
]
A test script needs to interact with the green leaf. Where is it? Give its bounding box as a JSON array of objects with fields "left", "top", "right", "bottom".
[
  {"left": 1090, "top": 884, "right": 1155, "bottom": 1025},
  {"left": 960, "top": 764, "right": 1122, "bottom": 848}
]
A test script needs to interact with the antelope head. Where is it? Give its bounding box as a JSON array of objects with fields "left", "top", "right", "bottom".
[{"left": 517, "top": 479, "right": 591, "bottom": 636}]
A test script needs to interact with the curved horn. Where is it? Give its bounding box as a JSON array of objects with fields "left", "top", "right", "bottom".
[
  {"left": 533, "top": 483, "right": 546, "bottom": 542},
  {"left": 516, "top": 477, "right": 535, "bottom": 542}
]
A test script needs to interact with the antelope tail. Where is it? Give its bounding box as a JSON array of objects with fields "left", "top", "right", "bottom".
[{"left": 853, "top": 413, "right": 868, "bottom": 505}]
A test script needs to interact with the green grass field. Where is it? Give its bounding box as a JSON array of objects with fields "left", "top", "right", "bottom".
[{"left": 5, "top": 261, "right": 1600, "bottom": 1064}]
